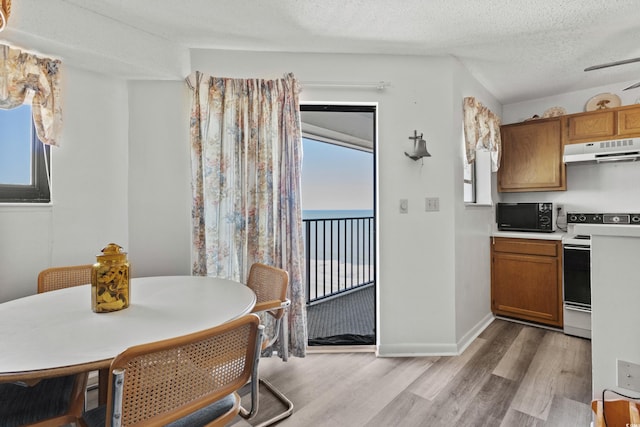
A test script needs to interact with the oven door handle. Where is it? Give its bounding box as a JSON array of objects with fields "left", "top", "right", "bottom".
[
  {"left": 565, "top": 305, "right": 591, "bottom": 314},
  {"left": 563, "top": 245, "right": 591, "bottom": 250}
]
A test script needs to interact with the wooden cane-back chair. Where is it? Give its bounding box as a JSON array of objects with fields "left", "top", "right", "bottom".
[
  {"left": 592, "top": 399, "right": 640, "bottom": 427},
  {"left": 0, "top": 265, "right": 92, "bottom": 427},
  {"left": 80, "top": 314, "right": 263, "bottom": 427},
  {"left": 37, "top": 264, "right": 93, "bottom": 293},
  {"left": 245, "top": 263, "right": 294, "bottom": 426},
  {"left": 0, "top": 374, "right": 87, "bottom": 427}
]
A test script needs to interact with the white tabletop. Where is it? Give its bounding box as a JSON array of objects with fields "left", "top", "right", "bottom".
[{"left": 0, "top": 276, "right": 256, "bottom": 380}]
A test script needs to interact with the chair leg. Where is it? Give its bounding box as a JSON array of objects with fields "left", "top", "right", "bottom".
[
  {"left": 254, "top": 378, "right": 294, "bottom": 427},
  {"left": 280, "top": 314, "right": 289, "bottom": 362}
]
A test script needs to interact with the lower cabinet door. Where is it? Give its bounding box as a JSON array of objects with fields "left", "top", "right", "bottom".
[{"left": 491, "top": 252, "right": 562, "bottom": 327}]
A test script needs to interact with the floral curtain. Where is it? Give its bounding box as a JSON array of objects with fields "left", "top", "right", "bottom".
[
  {"left": 463, "top": 96, "right": 501, "bottom": 171},
  {"left": 0, "top": 0, "right": 10, "bottom": 32},
  {"left": 0, "top": 44, "right": 62, "bottom": 146},
  {"left": 186, "top": 71, "right": 307, "bottom": 358}
]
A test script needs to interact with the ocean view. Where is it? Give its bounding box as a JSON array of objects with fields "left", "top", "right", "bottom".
[
  {"left": 302, "top": 210, "right": 374, "bottom": 300},
  {"left": 300, "top": 138, "right": 375, "bottom": 302}
]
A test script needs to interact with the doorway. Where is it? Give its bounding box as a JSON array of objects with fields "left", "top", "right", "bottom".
[{"left": 300, "top": 104, "right": 377, "bottom": 346}]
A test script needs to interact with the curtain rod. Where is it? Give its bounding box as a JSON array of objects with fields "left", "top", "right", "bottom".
[{"left": 300, "top": 81, "right": 389, "bottom": 91}]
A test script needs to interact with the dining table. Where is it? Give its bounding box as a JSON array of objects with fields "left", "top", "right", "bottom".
[{"left": 0, "top": 275, "right": 256, "bottom": 403}]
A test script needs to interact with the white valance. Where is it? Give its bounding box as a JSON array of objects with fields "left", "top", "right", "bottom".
[{"left": 0, "top": 44, "right": 62, "bottom": 146}]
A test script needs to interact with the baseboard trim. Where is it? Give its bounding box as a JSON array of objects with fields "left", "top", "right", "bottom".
[
  {"left": 377, "top": 313, "right": 495, "bottom": 357},
  {"left": 377, "top": 343, "right": 458, "bottom": 357},
  {"left": 456, "top": 313, "right": 495, "bottom": 354}
]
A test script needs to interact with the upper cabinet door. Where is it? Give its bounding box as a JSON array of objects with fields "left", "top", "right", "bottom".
[
  {"left": 566, "top": 110, "right": 615, "bottom": 143},
  {"left": 499, "top": 118, "right": 565, "bottom": 192},
  {"left": 617, "top": 107, "right": 640, "bottom": 136}
]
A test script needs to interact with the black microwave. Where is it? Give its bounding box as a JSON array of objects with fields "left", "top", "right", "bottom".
[{"left": 496, "top": 202, "right": 555, "bottom": 232}]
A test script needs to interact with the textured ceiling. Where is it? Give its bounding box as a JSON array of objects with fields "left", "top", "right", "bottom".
[{"left": 3, "top": 0, "right": 640, "bottom": 103}]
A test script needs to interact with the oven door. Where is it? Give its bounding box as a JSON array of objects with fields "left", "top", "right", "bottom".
[{"left": 563, "top": 244, "right": 591, "bottom": 309}]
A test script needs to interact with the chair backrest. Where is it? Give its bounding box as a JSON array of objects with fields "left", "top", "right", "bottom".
[
  {"left": 247, "top": 263, "right": 289, "bottom": 320},
  {"left": 592, "top": 399, "right": 640, "bottom": 427},
  {"left": 37, "top": 264, "right": 93, "bottom": 293},
  {"left": 105, "top": 314, "right": 262, "bottom": 427}
]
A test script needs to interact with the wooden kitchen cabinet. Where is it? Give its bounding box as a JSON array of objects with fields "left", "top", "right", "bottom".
[
  {"left": 563, "top": 104, "right": 640, "bottom": 144},
  {"left": 566, "top": 110, "right": 614, "bottom": 142},
  {"left": 498, "top": 118, "right": 565, "bottom": 192},
  {"left": 491, "top": 237, "right": 563, "bottom": 327},
  {"left": 617, "top": 107, "right": 640, "bottom": 136}
]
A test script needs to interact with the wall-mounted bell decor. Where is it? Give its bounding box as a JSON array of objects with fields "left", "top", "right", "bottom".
[{"left": 405, "top": 130, "right": 431, "bottom": 161}]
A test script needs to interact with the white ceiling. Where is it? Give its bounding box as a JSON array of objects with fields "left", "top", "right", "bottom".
[{"left": 3, "top": 0, "right": 640, "bottom": 104}]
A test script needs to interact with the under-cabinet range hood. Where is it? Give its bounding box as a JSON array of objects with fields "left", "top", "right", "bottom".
[{"left": 563, "top": 138, "right": 640, "bottom": 164}]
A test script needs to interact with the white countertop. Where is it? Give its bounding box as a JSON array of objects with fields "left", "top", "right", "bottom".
[
  {"left": 492, "top": 230, "right": 565, "bottom": 240},
  {"left": 573, "top": 223, "right": 640, "bottom": 238}
]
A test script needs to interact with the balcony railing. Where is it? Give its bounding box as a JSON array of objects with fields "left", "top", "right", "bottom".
[{"left": 304, "top": 216, "right": 374, "bottom": 304}]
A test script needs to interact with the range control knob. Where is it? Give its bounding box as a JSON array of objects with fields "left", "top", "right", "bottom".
[
  {"left": 569, "top": 214, "right": 578, "bottom": 222},
  {"left": 632, "top": 215, "right": 640, "bottom": 223},
  {"left": 578, "top": 215, "right": 587, "bottom": 222}
]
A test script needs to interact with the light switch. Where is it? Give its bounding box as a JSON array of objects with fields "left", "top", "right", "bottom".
[{"left": 399, "top": 199, "right": 408, "bottom": 214}]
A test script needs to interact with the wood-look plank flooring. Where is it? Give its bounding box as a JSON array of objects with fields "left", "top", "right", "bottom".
[{"left": 230, "top": 319, "right": 593, "bottom": 427}]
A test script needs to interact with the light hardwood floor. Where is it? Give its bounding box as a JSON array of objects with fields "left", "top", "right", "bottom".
[{"left": 231, "top": 319, "right": 593, "bottom": 427}]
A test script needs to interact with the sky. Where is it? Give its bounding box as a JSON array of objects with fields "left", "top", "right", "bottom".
[
  {"left": 301, "top": 137, "right": 373, "bottom": 211},
  {"left": 0, "top": 105, "right": 32, "bottom": 185}
]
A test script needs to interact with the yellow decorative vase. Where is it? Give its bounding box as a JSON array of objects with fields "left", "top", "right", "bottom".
[{"left": 91, "top": 243, "right": 130, "bottom": 313}]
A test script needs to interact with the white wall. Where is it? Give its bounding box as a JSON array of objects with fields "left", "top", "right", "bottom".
[
  {"left": 502, "top": 80, "right": 640, "bottom": 125},
  {"left": 0, "top": 66, "right": 129, "bottom": 302},
  {"left": 452, "top": 60, "right": 501, "bottom": 348},
  {"left": 127, "top": 81, "right": 192, "bottom": 278}
]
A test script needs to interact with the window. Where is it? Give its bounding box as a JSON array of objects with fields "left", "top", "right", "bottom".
[
  {"left": 463, "top": 156, "right": 476, "bottom": 203},
  {"left": 462, "top": 97, "right": 498, "bottom": 206},
  {"left": 0, "top": 105, "right": 51, "bottom": 203},
  {"left": 463, "top": 129, "right": 492, "bottom": 205}
]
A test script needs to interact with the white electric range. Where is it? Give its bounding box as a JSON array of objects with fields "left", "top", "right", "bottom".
[{"left": 562, "top": 213, "right": 640, "bottom": 339}]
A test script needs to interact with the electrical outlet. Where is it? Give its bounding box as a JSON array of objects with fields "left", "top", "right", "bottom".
[
  {"left": 425, "top": 197, "right": 439, "bottom": 212},
  {"left": 556, "top": 204, "right": 565, "bottom": 218},
  {"left": 617, "top": 360, "right": 640, "bottom": 392}
]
